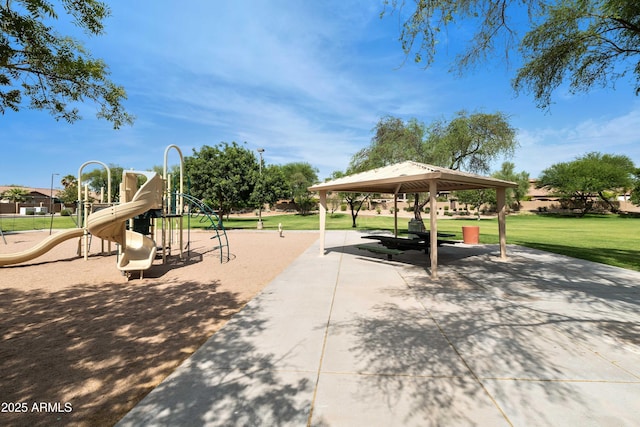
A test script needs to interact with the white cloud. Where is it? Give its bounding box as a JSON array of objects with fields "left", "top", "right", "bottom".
[
  {"left": 7, "top": 0, "right": 639, "bottom": 188},
  {"left": 514, "top": 106, "right": 640, "bottom": 177}
]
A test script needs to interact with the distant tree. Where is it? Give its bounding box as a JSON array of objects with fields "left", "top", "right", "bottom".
[
  {"left": 456, "top": 162, "right": 529, "bottom": 214},
  {"left": 329, "top": 170, "right": 370, "bottom": 228},
  {"left": 281, "top": 162, "right": 319, "bottom": 215},
  {"left": 250, "top": 164, "right": 288, "bottom": 211},
  {"left": 537, "top": 152, "right": 636, "bottom": 216},
  {"left": 326, "top": 191, "right": 342, "bottom": 215},
  {"left": 185, "top": 142, "right": 259, "bottom": 218},
  {"left": 151, "top": 164, "right": 181, "bottom": 179},
  {"left": 57, "top": 174, "right": 78, "bottom": 203},
  {"left": 455, "top": 189, "right": 490, "bottom": 220},
  {"left": 60, "top": 174, "right": 76, "bottom": 189},
  {"left": 381, "top": 0, "right": 640, "bottom": 109},
  {"left": 350, "top": 116, "right": 427, "bottom": 172},
  {"left": 492, "top": 162, "right": 530, "bottom": 210},
  {"left": 427, "top": 111, "right": 517, "bottom": 173},
  {"left": 1, "top": 0, "right": 133, "bottom": 127},
  {"left": 631, "top": 169, "right": 640, "bottom": 206},
  {"left": 82, "top": 164, "right": 123, "bottom": 202},
  {"left": 343, "top": 192, "right": 370, "bottom": 228},
  {"left": 350, "top": 116, "right": 428, "bottom": 222},
  {"left": 1, "top": 186, "right": 30, "bottom": 212},
  {"left": 350, "top": 111, "right": 517, "bottom": 221}
]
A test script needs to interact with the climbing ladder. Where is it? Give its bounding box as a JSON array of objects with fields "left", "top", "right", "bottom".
[{"left": 177, "top": 193, "right": 230, "bottom": 263}]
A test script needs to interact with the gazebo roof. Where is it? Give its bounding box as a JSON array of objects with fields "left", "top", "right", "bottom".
[{"left": 309, "top": 161, "right": 517, "bottom": 194}]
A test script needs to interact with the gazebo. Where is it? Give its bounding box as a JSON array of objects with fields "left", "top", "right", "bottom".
[{"left": 308, "top": 161, "right": 518, "bottom": 278}]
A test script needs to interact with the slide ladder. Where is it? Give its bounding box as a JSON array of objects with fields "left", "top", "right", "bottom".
[{"left": 177, "top": 193, "right": 230, "bottom": 263}]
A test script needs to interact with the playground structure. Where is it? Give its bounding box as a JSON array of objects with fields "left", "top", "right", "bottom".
[{"left": 0, "top": 145, "right": 229, "bottom": 277}]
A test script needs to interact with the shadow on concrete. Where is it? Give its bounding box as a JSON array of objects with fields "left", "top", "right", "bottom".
[
  {"left": 117, "top": 301, "right": 314, "bottom": 426},
  {"left": 322, "top": 239, "right": 639, "bottom": 425}
]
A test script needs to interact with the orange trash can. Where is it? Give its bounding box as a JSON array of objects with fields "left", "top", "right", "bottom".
[{"left": 462, "top": 226, "right": 480, "bottom": 244}]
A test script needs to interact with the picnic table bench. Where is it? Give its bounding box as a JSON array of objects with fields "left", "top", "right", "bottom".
[
  {"left": 356, "top": 244, "right": 404, "bottom": 260},
  {"left": 412, "top": 231, "right": 459, "bottom": 247},
  {"left": 362, "top": 232, "right": 459, "bottom": 255}
]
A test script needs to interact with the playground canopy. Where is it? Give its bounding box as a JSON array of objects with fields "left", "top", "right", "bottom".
[{"left": 308, "top": 161, "right": 518, "bottom": 278}]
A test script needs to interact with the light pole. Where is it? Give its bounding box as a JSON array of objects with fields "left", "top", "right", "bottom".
[
  {"left": 49, "top": 172, "right": 59, "bottom": 235},
  {"left": 257, "top": 148, "right": 265, "bottom": 230}
]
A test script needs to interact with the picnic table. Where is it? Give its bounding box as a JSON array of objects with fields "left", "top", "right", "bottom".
[
  {"left": 411, "top": 231, "right": 458, "bottom": 245},
  {"left": 358, "top": 231, "right": 459, "bottom": 259},
  {"left": 362, "top": 235, "right": 427, "bottom": 252}
]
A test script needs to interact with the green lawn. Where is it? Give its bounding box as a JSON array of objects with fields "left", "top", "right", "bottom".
[
  {"left": 0, "top": 215, "right": 77, "bottom": 232},
  {"left": 218, "top": 213, "right": 640, "bottom": 272},
  {"left": 3, "top": 212, "right": 638, "bottom": 272}
]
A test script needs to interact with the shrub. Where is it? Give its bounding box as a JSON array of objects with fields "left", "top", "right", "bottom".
[{"left": 60, "top": 209, "right": 72, "bottom": 216}]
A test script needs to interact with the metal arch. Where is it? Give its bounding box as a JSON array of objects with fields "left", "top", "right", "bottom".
[
  {"left": 163, "top": 144, "right": 184, "bottom": 215},
  {"left": 77, "top": 160, "right": 111, "bottom": 227}
]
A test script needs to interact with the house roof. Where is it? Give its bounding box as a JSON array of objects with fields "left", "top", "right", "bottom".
[
  {"left": 309, "top": 161, "right": 518, "bottom": 194},
  {"left": 0, "top": 186, "right": 61, "bottom": 197}
]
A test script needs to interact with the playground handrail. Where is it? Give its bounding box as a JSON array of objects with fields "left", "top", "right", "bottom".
[{"left": 176, "top": 193, "right": 229, "bottom": 263}]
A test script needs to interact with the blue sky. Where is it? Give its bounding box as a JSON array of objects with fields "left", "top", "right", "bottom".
[{"left": 3, "top": 0, "right": 640, "bottom": 189}]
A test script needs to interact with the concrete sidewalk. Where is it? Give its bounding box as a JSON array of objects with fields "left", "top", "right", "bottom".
[{"left": 118, "top": 230, "right": 640, "bottom": 426}]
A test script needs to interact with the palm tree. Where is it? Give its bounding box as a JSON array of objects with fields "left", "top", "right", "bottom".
[
  {"left": 1, "top": 187, "right": 30, "bottom": 213},
  {"left": 61, "top": 175, "right": 77, "bottom": 189}
]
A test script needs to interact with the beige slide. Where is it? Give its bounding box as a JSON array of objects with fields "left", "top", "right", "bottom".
[
  {"left": 86, "top": 171, "right": 163, "bottom": 273},
  {"left": 0, "top": 227, "right": 85, "bottom": 266},
  {"left": 1, "top": 172, "right": 163, "bottom": 271}
]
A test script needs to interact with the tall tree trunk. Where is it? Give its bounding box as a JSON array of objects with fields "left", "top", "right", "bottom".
[
  {"left": 598, "top": 191, "right": 619, "bottom": 213},
  {"left": 413, "top": 193, "right": 422, "bottom": 221}
]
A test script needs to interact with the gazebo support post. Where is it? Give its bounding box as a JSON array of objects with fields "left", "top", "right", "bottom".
[
  {"left": 497, "top": 187, "right": 507, "bottom": 259},
  {"left": 393, "top": 184, "right": 401, "bottom": 238},
  {"left": 429, "top": 180, "right": 438, "bottom": 279},
  {"left": 393, "top": 193, "right": 398, "bottom": 237},
  {"left": 319, "top": 190, "right": 327, "bottom": 255}
]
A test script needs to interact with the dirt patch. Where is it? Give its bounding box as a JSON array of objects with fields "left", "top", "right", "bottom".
[{"left": 0, "top": 229, "right": 317, "bottom": 426}]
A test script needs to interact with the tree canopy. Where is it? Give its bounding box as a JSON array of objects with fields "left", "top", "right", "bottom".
[
  {"left": 348, "top": 111, "right": 518, "bottom": 221},
  {"left": 381, "top": 0, "right": 640, "bottom": 108},
  {"left": 455, "top": 161, "right": 530, "bottom": 217},
  {"left": 350, "top": 116, "right": 427, "bottom": 172},
  {"left": 537, "top": 152, "right": 636, "bottom": 215},
  {"left": 351, "top": 111, "right": 517, "bottom": 175},
  {"left": 57, "top": 173, "right": 78, "bottom": 203},
  {"left": 1, "top": 186, "right": 30, "bottom": 204},
  {"left": 280, "top": 162, "right": 319, "bottom": 215},
  {"left": 185, "top": 142, "right": 259, "bottom": 217},
  {"left": 250, "top": 164, "right": 288, "bottom": 213},
  {"left": 428, "top": 111, "right": 517, "bottom": 173},
  {"left": 491, "top": 161, "right": 530, "bottom": 209},
  {"left": 1, "top": 0, "right": 133, "bottom": 128}
]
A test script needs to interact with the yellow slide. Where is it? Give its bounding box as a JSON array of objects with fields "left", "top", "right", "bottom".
[
  {"left": 86, "top": 172, "right": 163, "bottom": 273},
  {"left": 0, "top": 228, "right": 84, "bottom": 266}
]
